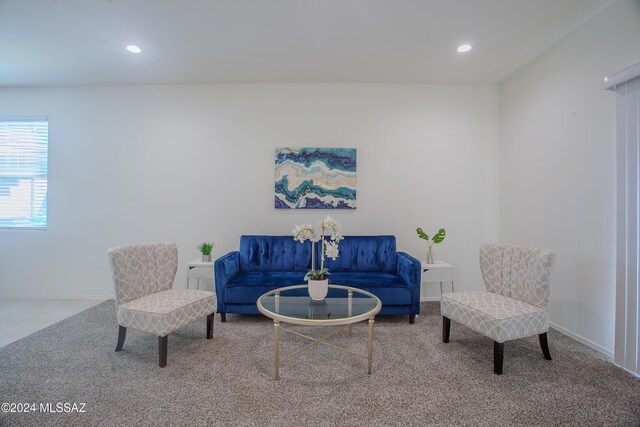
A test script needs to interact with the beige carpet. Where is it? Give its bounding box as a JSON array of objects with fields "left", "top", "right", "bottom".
[{"left": 0, "top": 301, "right": 638, "bottom": 426}]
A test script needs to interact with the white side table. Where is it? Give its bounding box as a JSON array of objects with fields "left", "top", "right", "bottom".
[
  {"left": 421, "top": 260, "right": 454, "bottom": 300},
  {"left": 186, "top": 259, "right": 214, "bottom": 290}
]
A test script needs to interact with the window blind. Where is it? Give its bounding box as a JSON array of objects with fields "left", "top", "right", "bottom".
[
  {"left": 0, "top": 118, "right": 48, "bottom": 229},
  {"left": 609, "top": 67, "right": 640, "bottom": 375}
]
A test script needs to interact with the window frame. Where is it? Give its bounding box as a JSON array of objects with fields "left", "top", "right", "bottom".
[{"left": 0, "top": 116, "right": 49, "bottom": 230}]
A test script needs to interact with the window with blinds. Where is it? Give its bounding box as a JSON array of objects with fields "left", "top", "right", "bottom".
[
  {"left": 0, "top": 118, "right": 48, "bottom": 229},
  {"left": 607, "top": 62, "right": 640, "bottom": 376}
]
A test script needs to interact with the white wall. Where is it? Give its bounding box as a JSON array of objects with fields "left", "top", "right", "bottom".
[
  {"left": 0, "top": 84, "right": 499, "bottom": 299},
  {"left": 499, "top": 0, "right": 640, "bottom": 356}
]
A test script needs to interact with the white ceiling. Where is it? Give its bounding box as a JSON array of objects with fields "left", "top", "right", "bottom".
[{"left": 0, "top": 0, "right": 616, "bottom": 87}]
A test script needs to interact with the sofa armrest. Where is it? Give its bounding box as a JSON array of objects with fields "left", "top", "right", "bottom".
[
  {"left": 397, "top": 251, "right": 421, "bottom": 314},
  {"left": 214, "top": 251, "right": 240, "bottom": 313}
]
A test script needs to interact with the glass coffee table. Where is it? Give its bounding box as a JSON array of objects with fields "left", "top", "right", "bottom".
[{"left": 257, "top": 284, "right": 382, "bottom": 381}]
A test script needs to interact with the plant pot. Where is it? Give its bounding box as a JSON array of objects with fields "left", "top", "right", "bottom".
[
  {"left": 308, "top": 279, "right": 329, "bottom": 300},
  {"left": 202, "top": 254, "right": 211, "bottom": 262}
]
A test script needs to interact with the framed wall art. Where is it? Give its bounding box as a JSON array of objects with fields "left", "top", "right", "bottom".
[{"left": 274, "top": 147, "right": 356, "bottom": 209}]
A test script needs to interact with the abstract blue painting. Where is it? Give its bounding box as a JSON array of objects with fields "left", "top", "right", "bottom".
[{"left": 275, "top": 147, "right": 357, "bottom": 209}]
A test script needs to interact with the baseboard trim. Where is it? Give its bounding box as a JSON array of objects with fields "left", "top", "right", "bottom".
[
  {"left": 549, "top": 321, "right": 613, "bottom": 359},
  {"left": 0, "top": 294, "right": 111, "bottom": 301},
  {"left": 420, "top": 297, "right": 441, "bottom": 302}
]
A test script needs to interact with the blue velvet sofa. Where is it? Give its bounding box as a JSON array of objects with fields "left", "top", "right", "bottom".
[{"left": 214, "top": 235, "right": 421, "bottom": 323}]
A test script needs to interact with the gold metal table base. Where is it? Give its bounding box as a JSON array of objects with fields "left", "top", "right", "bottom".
[{"left": 273, "top": 317, "right": 375, "bottom": 381}]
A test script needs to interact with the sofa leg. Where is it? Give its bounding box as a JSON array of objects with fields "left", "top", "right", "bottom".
[
  {"left": 220, "top": 313, "right": 226, "bottom": 323},
  {"left": 115, "top": 325, "right": 126, "bottom": 351},
  {"left": 442, "top": 316, "right": 450, "bottom": 343},
  {"left": 409, "top": 314, "right": 415, "bottom": 324},
  {"left": 159, "top": 335, "right": 168, "bottom": 368},
  {"left": 539, "top": 333, "right": 552, "bottom": 360},
  {"left": 494, "top": 341, "right": 504, "bottom": 375},
  {"left": 206, "top": 313, "right": 214, "bottom": 339}
]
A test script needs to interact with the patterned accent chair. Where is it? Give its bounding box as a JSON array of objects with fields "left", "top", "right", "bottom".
[
  {"left": 107, "top": 243, "right": 217, "bottom": 367},
  {"left": 441, "top": 243, "right": 555, "bottom": 374}
]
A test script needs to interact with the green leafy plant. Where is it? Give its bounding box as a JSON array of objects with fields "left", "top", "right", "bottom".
[
  {"left": 304, "top": 268, "right": 330, "bottom": 281},
  {"left": 416, "top": 227, "right": 446, "bottom": 263},
  {"left": 198, "top": 242, "right": 214, "bottom": 256}
]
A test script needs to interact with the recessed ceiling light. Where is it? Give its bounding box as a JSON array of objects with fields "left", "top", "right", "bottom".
[
  {"left": 457, "top": 44, "right": 472, "bottom": 53},
  {"left": 126, "top": 45, "right": 142, "bottom": 54}
]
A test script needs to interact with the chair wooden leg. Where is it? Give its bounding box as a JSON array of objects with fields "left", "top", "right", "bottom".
[
  {"left": 409, "top": 314, "right": 415, "bottom": 324},
  {"left": 115, "top": 326, "right": 126, "bottom": 351},
  {"left": 207, "top": 313, "right": 214, "bottom": 339},
  {"left": 539, "top": 332, "right": 552, "bottom": 360},
  {"left": 159, "top": 335, "right": 168, "bottom": 368},
  {"left": 442, "top": 316, "right": 451, "bottom": 343},
  {"left": 220, "top": 313, "right": 226, "bottom": 322},
  {"left": 494, "top": 341, "right": 504, "bottom": 375}
]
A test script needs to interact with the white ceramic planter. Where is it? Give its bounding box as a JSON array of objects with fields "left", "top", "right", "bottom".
[
  {"left": 202, "top": 254, "right": 211, "bottom": 262},
  {"left": 308, "top": 278, "right": 329, "bottom": 300}
]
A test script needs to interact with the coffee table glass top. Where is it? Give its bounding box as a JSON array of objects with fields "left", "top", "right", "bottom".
[{"left": 257, "top": 284, "right": 381, "bottom": 325}]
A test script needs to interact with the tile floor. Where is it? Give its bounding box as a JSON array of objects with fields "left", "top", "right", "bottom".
[{"left": 0, "top": 298, "right": 105, "bottom": 348}]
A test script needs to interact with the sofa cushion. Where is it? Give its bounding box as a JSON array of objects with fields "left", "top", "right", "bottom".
[
  {"left": 330, "top": 272, "right": 412, "bottom": 306},
  {"left": 228, "top": 271, "right": 307, "bottom": 287},
  {"left": 224, "top": 271, "right": 412, "bottom": 306},
  {"left": 226, "top": 271, "right": 307, "bottom": 304},
  {"left": 329, "top": 272, "right": 406, "bottom": 288},
  {"left": 239, "top": 235, "right": 312, "bottom": 272},
  {"left": 117, "top": 289, "right": 216, "bottom": 337},
  {"left": 440, "top": 291, "right": 548, "bottom": 343},
  {"left": 323, "top": 235, "right": 397, "bottom": 273}
]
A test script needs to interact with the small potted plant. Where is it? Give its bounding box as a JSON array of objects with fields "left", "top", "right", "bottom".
[
  {"left": 416, "top": 227, "right": 446, "bottom": 264},
  {"left": 198, "top": 242, "right": 214, "bottom": 262}
]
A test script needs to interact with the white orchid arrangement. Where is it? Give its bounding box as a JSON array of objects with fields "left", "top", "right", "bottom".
[{"left": 293, "top": 215, "right": 344, "bottom": 280}]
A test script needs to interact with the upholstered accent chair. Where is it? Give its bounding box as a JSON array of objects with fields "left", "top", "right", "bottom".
[
  {"left": 441, "top": 243, "right": 555, "bottom": 374},
  {"left": 107, "top": 243, "right": 217, "bottom": 367}
]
